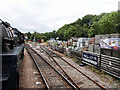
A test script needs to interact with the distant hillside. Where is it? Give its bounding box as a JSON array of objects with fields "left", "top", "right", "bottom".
[{"left": 25, "top": 11, "right": 120, "bottom": 41}]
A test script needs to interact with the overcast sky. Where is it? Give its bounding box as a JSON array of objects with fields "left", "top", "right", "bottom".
[{"left": 0, "top": 0, "right": 119, "bottom": 33}]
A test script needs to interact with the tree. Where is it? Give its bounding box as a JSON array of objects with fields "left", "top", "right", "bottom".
[
  {"left": 30, "top": 33, "right": 34, "bottom": 40},
  {"left": 25, "top": 32, "right": 31, "bottom": 39},
  {"left": 88, "top": 22, "right": 100, "bottom": 37},
  {"left": 81, "top": 14, "right": 95, "bottom": 28},
  {"left": 98, "top": 11, "right": 119, "bottom": 34},
  {"left": 25, "top": 11, "right": 119, "bottom": 41}
]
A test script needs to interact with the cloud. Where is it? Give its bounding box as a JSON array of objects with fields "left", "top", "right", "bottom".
[{"left": 0, "top": 0, "right": 119, "bottom": 33}]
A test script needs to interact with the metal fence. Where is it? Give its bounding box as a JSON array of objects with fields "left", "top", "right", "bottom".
[
  {"left": 100, "top": 54, "right": 120, "bottom": 79},
  {"left": 82, "top": 51, "right": 120, "bottom": 79},
  {"left": 48, "top": 43, "right": 120, "bottom": 79}
]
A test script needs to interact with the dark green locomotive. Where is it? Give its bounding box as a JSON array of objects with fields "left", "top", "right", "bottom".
[{"left": 0, "top": 19, "right": 24, "bottom": 89}]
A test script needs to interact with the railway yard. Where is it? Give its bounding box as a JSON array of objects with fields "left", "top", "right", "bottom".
[
  {"left": 19, "top": 43, "right": 120, "bottom": 89},
  {"left": 1, "top": 1, "right": 120, "bottom": 89}
]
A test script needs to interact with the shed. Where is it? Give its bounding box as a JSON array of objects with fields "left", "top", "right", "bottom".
[{"left": 68, "top": 37, "right": 78, "bottom": 46}]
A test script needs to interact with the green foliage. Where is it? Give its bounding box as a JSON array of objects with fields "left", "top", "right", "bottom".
[
  {"left": 92, "top": 67, "right": 95, "bottom": 72},
  {"left": 30, "top": 33, "right": 34, "bottom": 40},
  {"left": 99, "top": 11, "right": 119, "bottom": 34},
  {"left": 25, "top": 32, "right": 31, "bottom": 39},
  {"left": 25, "top": 11, "right": 120, "bottom": 41},
  {"left": 89, "top": 11, "right": 119, "bottom": 37}
]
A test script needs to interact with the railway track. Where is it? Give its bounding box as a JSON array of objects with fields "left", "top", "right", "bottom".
[
  {"left": 25, "top": 45, "right": 77, "bottom": 89},
  {"left": 40, "top": 45, "right": 106, "bottom": 89},
  {"left": 26, "top": 46, "right": 49, "bottom": 89}
]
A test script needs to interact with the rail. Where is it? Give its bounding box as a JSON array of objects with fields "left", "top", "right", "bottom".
[
  {"left": 26, "top": 45, "right": 77, "bottom": 89},
  {"left": 42, "top": 45, "right": 106, "bottom": 90}
]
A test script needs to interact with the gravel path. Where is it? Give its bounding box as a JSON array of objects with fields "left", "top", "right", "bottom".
[{"left": 19, "top": 49, "right": 45, "bottom": 88}]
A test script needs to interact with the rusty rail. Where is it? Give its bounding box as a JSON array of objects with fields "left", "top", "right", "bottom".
[{"left": 43, "top": 45, "right": 106, "bottom": 90}]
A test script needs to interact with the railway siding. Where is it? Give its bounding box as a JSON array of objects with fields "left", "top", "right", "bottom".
[
  {"left": 26, "top": 46, "right": 77, "bottom": 89},
  {"left": 40, "top": 46, "right": 102, "bottom": 88},
  {"left": 42, "top": 45, "right": 120, "bottom": 88}
]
